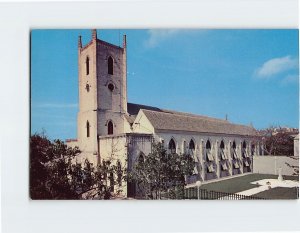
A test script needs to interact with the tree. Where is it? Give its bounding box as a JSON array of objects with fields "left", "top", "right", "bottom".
[
  {"left": 30, "top": 133, "right": 126, "bottom": 199},
  {"left": 259, "top": 126, "right": 296, "bottom": 156},
  {"left": 30, "top": 133, "right": 81, "bottom": 199},
  {"left": 128, "top": 143, "right": 195, "bottom": 199}
]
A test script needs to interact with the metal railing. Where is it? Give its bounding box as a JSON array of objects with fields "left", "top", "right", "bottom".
[{"left": 161, "top": 187, "right": 266, "bottom": 200}]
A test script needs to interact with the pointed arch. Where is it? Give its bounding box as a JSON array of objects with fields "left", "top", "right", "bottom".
[
  {"left": 86, "top": 56, "right": 90, "bottom": 75},
  {"left": 220, "top": 140, "right": 226, "bottom": 160},
  {"left": 86, "top": 121, "right": 90, "bottom": 137},
  {"left": 108, "top": 56, "right": 113, "bottom": 75},
  {"left": 188, "top": 139, "right": 195, "bottom": 155},
  {"left": 206, "top": 140, "right": 211, "bottom": 149},
  {"left": 220, "top": 140, "right": 225, "bottom": 149},
  {"left": 138, "top": 152, "right": 145, "bottom": 165},
  {"left": 232, "top": 141, "right": 236, "bottom": 149},
  {"left": 242, "top": 140, "right": 247, "bottom": 148},
  {"left": 232, "top": 140, "right": 238, "bottom": 159},
  {"left": 251, "top": 143, "right": 255, "bottom": 156},
  {"left": 206, "top": 139, "right": 213, "bottom": 161},
  {"left": 168, "top": 138, "right": 176, "bottom": 154},
  {"left": 107, "top": 120, "right": 113, "bottom": 135}
]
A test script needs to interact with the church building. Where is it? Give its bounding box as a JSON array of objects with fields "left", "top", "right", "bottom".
[{"left": 66, "top": 30, "right": 261, "bottom": 197}]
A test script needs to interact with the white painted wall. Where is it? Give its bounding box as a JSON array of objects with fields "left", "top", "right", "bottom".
[{"left": 253, "top": 156, "right": 299, "bottom": 176}]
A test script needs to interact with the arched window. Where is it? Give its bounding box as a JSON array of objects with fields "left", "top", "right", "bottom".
[
  {"left": 220, "top": 140, "right": 225, "bottom": 149},
  {"left": 138, "top": 153, "right": 145, "bottom": 165},
  {"left": 232, "top": 141, "right": 236, "bottom": 149},
  {"left": 108, "top": 56, "right": 113, "bottom": 75},
  {"left": 220, "top": 140, "right": 226, "bottom": 160},
  {"left": 86, "top": 57, "right": 90, "bottom": 75},
  {"left": 108, "top": 121, "right": 113, "bottom": 135},
  {"left": 86, "top": 121, "right": 90, "bottom": 137},
  {"left": 206, "top": 140, "right": 213, "bottom": 161},
  {"left": 206, "top": 140, "right": 211, "bottom": 150},
  {"left": 168, "top": 138, "right": 176, "bottom": 154},
  {"left": 232, "top": 141, "right": 237, "bottom": 159},
  {"left": 251, "top": 144, "right": 255, "bottom": 156},
  {"left": 242, "top": 141, "right": 246, "bottom": 148},
  {"left": 242, "top": 141, "right": 247, "bottom": 158},
  {"left": 86, "top": 83, "right": 90, "bottom": 92},
  {"left": 189, "top": 140, "right": 195, "bottom": 155}
]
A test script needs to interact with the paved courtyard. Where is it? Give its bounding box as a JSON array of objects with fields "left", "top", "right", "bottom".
[{"left": 200, "top": 173, "right": 299, "bottom": 199}]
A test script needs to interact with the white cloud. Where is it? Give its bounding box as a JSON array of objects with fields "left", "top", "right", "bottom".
[
  {"left": 33, "top": 103, "right": 78, "bottom": 108},
  {"left": 145, "top": 29, "right": 179, "bottom": 48},
  {"left": 255, "top": 55, "right": 298, "bottom": 78}
]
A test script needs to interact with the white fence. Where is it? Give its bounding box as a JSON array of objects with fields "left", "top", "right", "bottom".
[{"left": 253, "top": 155, "right": 299, "bottom": 176}]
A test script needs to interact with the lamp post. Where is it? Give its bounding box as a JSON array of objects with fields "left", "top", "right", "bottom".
[
  {"left": 278, "top": 167, "right": 283, "bottom": 182},
  {"left": 196, "top": 181, "right": 202, "bottom": 200}
]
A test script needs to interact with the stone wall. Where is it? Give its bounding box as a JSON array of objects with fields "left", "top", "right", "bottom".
[
  {"left": 253, "top": 155, "right": 299, "bottom": 176},
  {"left": 155, "top": 131, "right": 259, "bottom": 182}
]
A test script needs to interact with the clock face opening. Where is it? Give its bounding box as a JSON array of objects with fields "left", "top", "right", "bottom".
[{"left": 108, "top": 83, "right": 114, "bottom": 92}]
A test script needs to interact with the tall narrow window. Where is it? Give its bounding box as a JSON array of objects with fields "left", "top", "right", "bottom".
[
  {"left": 108, "top": 56, "right": 113, "bottom": 75},
  {"left": 86, "top": 121, "right": 90, "bottom": 137},
  {"left": 232, "top": 141, "right": 236, "bottom": 149},
  {"left": 242, "top": 141, "right": 247, "bottom": 158},
  {"left": 206, "top": 140, "right": 213, "bottom": 161},
  {"left": 168, "top": 138, "right": 176, "bottom": 154},
  {"left": 189, "top": 140, "right": 195, "bottom": 155},
  {"left": 220, "top": 140, "right": 226, "bottom": 160},
  {"left": 232, "top": 141, "right": 237, "bottom": 159},
  {"left": 86, "top": 57, "right": 90, "bottom": 75},
  {"left": 206, "top": 140, "right": 211, "bottom": 150},
  {"left": 138, "top": 153, "right": 145, "bottom": 165},
  {"left": 108, "top": 121, "right": 113, "bottom": 135},
  {"left": 251, "top": 144, "right": 255, "bottom": 156}
]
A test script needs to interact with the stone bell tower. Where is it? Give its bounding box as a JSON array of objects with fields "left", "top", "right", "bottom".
[{"left": 77, "top": 29, "right": 128, "bottom": 159}]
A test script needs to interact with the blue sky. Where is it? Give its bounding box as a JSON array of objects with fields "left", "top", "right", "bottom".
[{"left": 31, "top": 29, "right": 299, "bottom": 140}]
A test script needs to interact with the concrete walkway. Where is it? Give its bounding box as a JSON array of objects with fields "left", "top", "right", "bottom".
[{"left": 236, "top": 179, "right": 299, "bottom": 196}]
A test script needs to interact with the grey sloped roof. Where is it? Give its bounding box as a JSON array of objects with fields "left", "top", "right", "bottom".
[
  {"left": 141, "top": 109, "right": 258, "bottom": 136},
  {"left": 127, "top": 102, "right": 258, "bottom": 136}
]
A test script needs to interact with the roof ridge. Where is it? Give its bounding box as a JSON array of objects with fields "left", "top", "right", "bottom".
[
  {"left": 141, "top": 108, "right": 229, "bottom": 124},
  {"left": 162, "top": 109, "right": 228, "bottom": 122}
]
